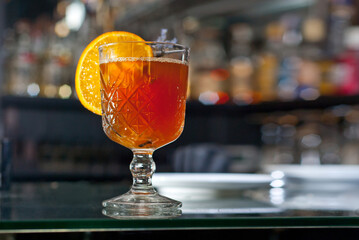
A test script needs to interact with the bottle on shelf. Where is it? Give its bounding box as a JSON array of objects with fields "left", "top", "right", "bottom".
[
  {"left": 277, "top": 14, "right": 302, "bottom": 101},
  {"left": 342, "top": 107, "right": 359, "bottom": 164},
  {"left": 296, "top": 0, "right": 328, "bottom": 101},
  {"left": 327, "top": 0, "right": 355, "bottom": 57},
  {"left": 254, "top": 21, "right": 283, "bottom": 102},
  {"left": 317, "top": 110, "right": 341, "bottom": 164},
  {"left": 261, "top": 113, "right": 298, "bottom": 165},
  {"left": 189, "top": 26, "right": 230, "bottom": 105},
  {"left": 8, "top": 21, "right": 39, "bottom": 97},
  {"left": 41, "top": 34, "right": 73, "bottom": 99},
  {"left": 333, "top": 27, "right": 359, "bottom": 96},
  {"left": 228, "top": 23, "right": 257, "bottom": 105}
]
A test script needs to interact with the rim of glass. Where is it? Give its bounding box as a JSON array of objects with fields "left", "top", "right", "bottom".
[{"left": 98, "top": 41, "right": 189, "bottom": 51}]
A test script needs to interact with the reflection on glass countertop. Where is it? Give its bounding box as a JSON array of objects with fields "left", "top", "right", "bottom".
[{"left": 1, "top": 168, "right": 359, "bottom": 232}]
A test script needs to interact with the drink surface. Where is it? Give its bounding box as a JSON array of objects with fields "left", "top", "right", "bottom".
[{"left": 100, "top": 57, "right": 188, "bottom": 150}]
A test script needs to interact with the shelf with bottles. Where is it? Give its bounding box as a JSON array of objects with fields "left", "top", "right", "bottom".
[
  {"left": 257, "top": 103, "right": 359, "bottom": 166},
  {"left": 186, "top": 0, "right": 359, "bottom": 111},
  {"left": 3, "top": 0, "right": 359, "bottom": 114},
  {"left": 2, "top": 17, "right": 77, "bottom": 100},
  {"left": 4, "top": 0, "right": 358, "bottom": 105}
]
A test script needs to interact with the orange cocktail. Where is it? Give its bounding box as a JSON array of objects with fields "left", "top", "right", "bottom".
[
  {"left": 100, "top": 57, "right": 188, "bottom": 150},
  {"left": 98, "top": 41, "right": 189, "bottom": 216}
]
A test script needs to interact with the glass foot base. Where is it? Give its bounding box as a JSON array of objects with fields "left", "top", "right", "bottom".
[{"left": 102, "top": 190, "right": 182, "bottom": 219}]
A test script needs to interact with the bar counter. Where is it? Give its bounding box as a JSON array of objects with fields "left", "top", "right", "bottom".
[{"left": 1, "top": 167, "right": 359, "bottom": 234}]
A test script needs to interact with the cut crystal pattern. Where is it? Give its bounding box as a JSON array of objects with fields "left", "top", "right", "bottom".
[{"left": 102, "top": 72, "right": 156, "bottom": 140}]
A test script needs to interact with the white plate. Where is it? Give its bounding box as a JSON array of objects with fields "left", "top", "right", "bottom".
[
  {"left": 263, "top": 164, "right": 359, "bottom": 182},
  {"left": 152, "top": 173, "right": 273, "bottom": 190}
]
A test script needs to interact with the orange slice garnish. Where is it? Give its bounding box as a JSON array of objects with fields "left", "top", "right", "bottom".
[{"left": 75, "top": 31, "right": 152, "bottom": 115}]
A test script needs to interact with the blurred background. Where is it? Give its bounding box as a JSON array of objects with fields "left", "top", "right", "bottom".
[{"left": 1, "top": 0, "right": 359, "bottom": 182}]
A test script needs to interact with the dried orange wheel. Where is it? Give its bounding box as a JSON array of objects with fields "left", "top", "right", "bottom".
[{"left": 75, "top": 31, "right": 152, "bottom": 115}]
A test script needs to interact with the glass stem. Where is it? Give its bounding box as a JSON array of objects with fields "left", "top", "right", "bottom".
[{"left": 130, "top": 150, "right": 156, "bottom": 195}]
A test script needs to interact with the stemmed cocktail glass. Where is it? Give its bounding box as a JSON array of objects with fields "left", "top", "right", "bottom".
[{"left": 99, "top": 41, "right": 189, "bottom": 217}]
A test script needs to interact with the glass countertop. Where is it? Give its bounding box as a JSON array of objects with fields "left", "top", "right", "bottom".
[{"left": 1, "top": 173, "right": 359, "bottom": 233}]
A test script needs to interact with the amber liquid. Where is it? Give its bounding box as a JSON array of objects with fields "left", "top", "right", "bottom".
[{"left": 100, "top": 57, "right": 188, "bottom": 150}]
